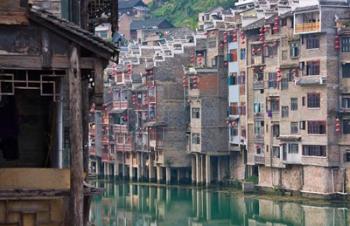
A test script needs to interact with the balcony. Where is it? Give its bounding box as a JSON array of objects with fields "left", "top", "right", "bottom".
[
  {"left": 251, "top": 55, "right": 264, "bottom": 65},
  {"left": 295, "top": 22, "right": 320, "bottom": 34},
  {"left": 102, "top": 136, "right": 109, "bottom": 145},
  {"left": 89, "top": 147, "right": 96, "bottom": 156},
  {"left": 101, "top": 152, "right": 110, "bottom": 162},
  {"left": 254, "top": 155, "right": 265, "bottom": 165},
  {"left": 253, "top": 81, "right": 264, "bottom": 90},
  {"left": 295, "top": 75, "right": 326, "bottom": 86},
  {"left": 255, "top": 135, "right": 264, "bottom": 144},
  {"left": 116, "top": 143, "right": 133, "bottom": 152},
  {"left": 110, "top": 100, "right": 128, "bottom": 111},
  {"left": 148, "top": 96, "right": 156, "bottom": 103},
  {"left": 113, "top": 124, "right": 129, "bottom": 133},
  {"left": 283, "top": 153, "right": 301, "bottom": 165}
]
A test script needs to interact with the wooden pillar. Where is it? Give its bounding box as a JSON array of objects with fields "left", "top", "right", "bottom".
[
  {"left": 82, "top": 78, "right": 89, "bottom": 174},
  {"left": 69, "top": 45, "right": 84, "bottom": 226}
]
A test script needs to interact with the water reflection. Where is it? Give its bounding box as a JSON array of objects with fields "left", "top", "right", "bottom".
[{"left": 90, "top": 181, "right": 350, "bottom": 226}]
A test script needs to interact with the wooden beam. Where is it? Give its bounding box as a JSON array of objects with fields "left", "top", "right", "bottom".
[
  {"left": 0, "top": 55, "right": 95, "bottom": 70},
  {"left": 68, "top": 45, "right": 84, "bottom": 226},
  {"left": 93, "top": 58, "right": 104, "bottom": 109}
]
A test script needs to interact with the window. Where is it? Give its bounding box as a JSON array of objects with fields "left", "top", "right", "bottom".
[
  {"left": 230, "top": 49, "right": 238, "bottom": 62},
  {"left": 192, "top": 133, "right": 200, "bottom": 144},
  {"left": 270, "top": 97, "right": 280, "bottom": 112},
  {"left": 291, "top": 98, "right": 298, "bottom": 111},
  {"left": 228, "top": 73, "right": 237, "bottom": 85},
  {"left": 264, "top": 45, "right": 277, "bottom": 58},
  {"left": 307, "top": 93, "right": 320, "bottom": 108},
  {"left": 240, "top": 48, "right": 246, "bottom": 60},
  {"left": 272, "top": 124, "right": 280, "bottom": 137},
  {"left": 230, "top": 103, "right": 239, "bottom": 115},
  {"left": 306, "top": 36, "right": 320, "bottom": 49},
  {"left": 307, "top": 121, "right": 326, "bottom": 134},
  {"left": 238, "top": 72, "right": 246, "bottom": 85},
  {"left": 300, "top": 121, "right": 306, "bottom": 130},
  {"left": 230, "top": 126, "right": 238, "bottom": 137},
  {"left": 342, "top": 63, "right": 350, "bottom": 78},
  {"left": 341, "top": 37, "right": 350, "bottom": 52},
  {"left": 240, "top": 103, "right": 246, "bottom": 115},
  {"left": 306, "top": 61, "right": 320, "bottom": 75},
  {"left": 344, "top": 151, "right": 350, "bottom": 162},
  {"left": 288, "top": 144, "right": 299, "bottom": 154},
  {"left": 192, "top": 108, "right": 200, "bottom": 119},
  {"left": 290, "top": 42, "right": 299, "bottom": 57},
  {"left": 255, "top": 71, "right": 264, "bottom": 81},
  {"left": 342, "top": 96, "right": 350, "bottom": 109},
  {"left": 254, "top": 103, "right": 263, "bottom": 113},
  {"left": 273, "top": 147, "right": 280, "bottom": 158},
  {"left": 281, "top": 78, "right": 289, "bottom": 90},
  {"left": 281, "top": 106, "right": 289, "bottom": 118},
  {"left": 343, "top": 119, "right": 350, "bottom": 134},
  {"left": 254, "top": 121, "right": 264, "bottom": 136},
  {"left": 302, "top": 145, "right": 326, "bottom": 157},
  {"left": 268, "top": 73, "right": 277, "bottom": 88},
  {"left": 291, "top": 122, "right": 299, "bottom": 134}
]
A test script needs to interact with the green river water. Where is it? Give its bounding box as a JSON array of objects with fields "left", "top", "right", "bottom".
[{"left": 89, "top": 181, "right": 350, "bottom": 226}]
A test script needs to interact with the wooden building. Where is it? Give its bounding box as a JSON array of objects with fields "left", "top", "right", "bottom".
[{"left": 0, "top": 1, "right": 118, "bottom": 225}]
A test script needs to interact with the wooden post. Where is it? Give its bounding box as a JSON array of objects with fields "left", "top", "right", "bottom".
[
  {"left": 69, "top": 45, "right": 84, "bottom": 226},
  {"left": 82, "top": 77, "right": 90, "bottom": 226}
]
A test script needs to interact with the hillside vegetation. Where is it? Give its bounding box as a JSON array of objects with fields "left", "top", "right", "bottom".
[{"left": 149, "top": 0, "right": 235, "bottom": 28}]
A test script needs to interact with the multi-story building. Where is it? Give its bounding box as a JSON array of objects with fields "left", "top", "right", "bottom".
[
  {"left": 185, "top": 28, "right": 230, "bottom": 186},
  {"left": 242, "top": 0, "right": 350, "bottom": 195}
]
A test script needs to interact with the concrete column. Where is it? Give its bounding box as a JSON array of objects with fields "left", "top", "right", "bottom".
[
  {"left": 200, "top": 155, "right": 204, "bottom": 184},
  {"left": 177, "top": 168, "right": 181, "bottom": 183},
  {"left": 129, "top": 160, "right": 134, "bottom": 181},
  {"left": 166, "top": 188, "right": 171, "bottom": 204},
  {"left": 196, "top": 154, "right": 201, "bottom": 185},
  {"left": 148, "top": 153, "right": 154, "bottom": 181},
  {"left": 121, "top": 153, "right": 125, "bottom": 178},
  {"left": 192, "top": 155, "right": 196, "bottom": 183},
  {"left": 140, "top": 152, "right": 144, "bottom": 179},
  {"left": 157, "top": 166, "right": 163, "bottom": 183},
  {"left": 137, "top": 152, "right": 141, "bottom": 181},
  {"left": 115, "top": 155, "right": 120, "bottom": 177},
  {"left": 205, "top": 155, "right": 211, "bottom": 186},
  {"left": 196, "top": 190, "right": 201, "bottom": 218},
  {"left": 206, "top": 191, "right": 211, "bottom": 220},
  {"left": 166, "top": 167, "right": 171, "bottom": 184},
  {"left": 217, "top": 157, "right": 221, "bottom": 182}
]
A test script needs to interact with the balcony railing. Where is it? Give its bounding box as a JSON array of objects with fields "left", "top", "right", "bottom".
[
  {"left": 113, "top": 124, "right": 129, "bottom": 133},
  {"left": 111, "top": 100, "right": 128, "bottom": 110},
  {"left": 102, "top": 136, "right": 109, "bottom": 145},
  {"left": 253, "top": 81, "right": 264, "bottom": 90},
  {"left": 254, "top": 155, "right": 265, "bottom": 165},
  {"left": 89, "top": 147, "right": 96, "bottom": 155},
  {"left": 295, "top": 22, "right": 320, "bottom": 34},
  {"left": 251, "top": 55, "right": 264, "bottom": 65},
  {"left": 255, "top": 135, "right": 264, "bottom": 144},
  {"left": 116, "top": 143, "right": 133, "bottom": 152}
]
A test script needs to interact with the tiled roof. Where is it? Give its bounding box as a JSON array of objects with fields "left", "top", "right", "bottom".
[{"left": 29, "top": 7, "right": 118, "bottom": 60}]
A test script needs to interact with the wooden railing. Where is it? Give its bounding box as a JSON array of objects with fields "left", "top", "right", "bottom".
[{"left": 295, "top": 22, "right": 320, "bottom": 33}]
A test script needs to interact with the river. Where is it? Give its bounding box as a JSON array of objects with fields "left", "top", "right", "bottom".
[{"left": 89, "top": 181, "right": 350, "bottom": 226}]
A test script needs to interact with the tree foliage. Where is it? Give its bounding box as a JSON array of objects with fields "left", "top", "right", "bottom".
[{"left": 148, "top": 0, "right": 235, "bottom": 29}]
